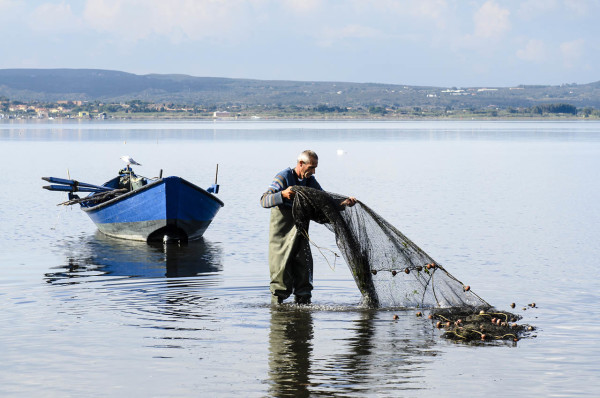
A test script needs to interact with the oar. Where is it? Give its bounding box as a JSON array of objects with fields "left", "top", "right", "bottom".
[
  {"left": 43, "top": 185, "right": 112, "bottom": 193},
  {"left": 41, "top": 177, "right": 113, "bottom": 192}
]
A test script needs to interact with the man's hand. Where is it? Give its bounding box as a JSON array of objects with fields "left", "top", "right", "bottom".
[
  {"left": 281, "top": 187, "right": 296, "bottom": 200},
  {"left": 341, "top": 197, "right": 357, "bottom": 207}
]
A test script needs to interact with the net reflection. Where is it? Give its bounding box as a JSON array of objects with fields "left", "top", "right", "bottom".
[
  {"left": 46, "top": 232, "right": 223, "bottom": 283},
  {"left": 268, "top": 308, "right": 439, "bottom": 396}
]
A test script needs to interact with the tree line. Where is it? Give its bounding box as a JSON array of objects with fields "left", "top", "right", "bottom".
[{"left": 1, "top": 96, "right": 598, "bottom": 119}]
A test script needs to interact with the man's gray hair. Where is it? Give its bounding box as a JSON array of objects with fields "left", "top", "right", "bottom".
[{"left": 297, "top": 150, "right": 318, "bottom": 164}]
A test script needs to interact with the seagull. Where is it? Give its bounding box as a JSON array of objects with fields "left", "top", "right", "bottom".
[{"left": 120, "top": 155, "right": 141, "bottom": 166}]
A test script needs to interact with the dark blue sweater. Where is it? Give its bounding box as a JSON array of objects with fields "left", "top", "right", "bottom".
[{"left": 260, "top": 167, "right": 322, "bottom": 208}]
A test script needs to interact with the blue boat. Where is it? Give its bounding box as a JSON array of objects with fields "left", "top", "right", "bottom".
[{"left": 43, "top": 163, "right": 224, "bottom": 243}]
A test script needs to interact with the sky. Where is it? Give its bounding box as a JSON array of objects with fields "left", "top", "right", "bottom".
[{"left": 1, "top": 0, "right": 598, "bottom": 87}]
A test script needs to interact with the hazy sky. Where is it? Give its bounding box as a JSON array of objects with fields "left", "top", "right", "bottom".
[{"left": 1, "top": 0, "right": 598, "bottom": 87}]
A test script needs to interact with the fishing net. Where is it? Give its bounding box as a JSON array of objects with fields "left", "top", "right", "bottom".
[
  {"left": 291, "top": 186, "right": 538, "bottom": 342},
  {"left": 291, "top": 186, "right": 490, "bottom": 310}
]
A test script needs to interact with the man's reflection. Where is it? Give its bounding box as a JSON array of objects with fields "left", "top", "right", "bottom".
[
  {"left": 268, "top": 308, "right": 314, "bottom": 397},
  {"left": 267, "top": 309, "right": 437, "bottom": 395}
]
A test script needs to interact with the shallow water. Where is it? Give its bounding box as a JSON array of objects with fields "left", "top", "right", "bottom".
[{"left": 1, "top": 120, "right": 599, "bottom": 397}]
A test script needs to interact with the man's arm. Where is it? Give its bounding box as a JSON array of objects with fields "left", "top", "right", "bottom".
[
  {"left": 307, "top": 176, "right": 353, "bottom": 206},
  {"left": 260, "top": 173, "right": 293, "bottom": 208}
]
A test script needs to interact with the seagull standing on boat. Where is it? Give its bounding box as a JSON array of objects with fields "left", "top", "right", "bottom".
[{"left": 120, "top": 155, "right": 141, "bottom": 166}]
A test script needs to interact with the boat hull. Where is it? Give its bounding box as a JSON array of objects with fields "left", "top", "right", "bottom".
[{"left": 83, "top": 176, "right": 224, "bottom": 242}]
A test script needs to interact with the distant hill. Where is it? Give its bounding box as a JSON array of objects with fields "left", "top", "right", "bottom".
[{"left": 1, "top": 68, "right": 599, "bottom": 109}]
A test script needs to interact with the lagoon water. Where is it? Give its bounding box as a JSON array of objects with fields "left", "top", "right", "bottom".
[{"left": 1, "top": 120, "right": 599, "bottom": 397}]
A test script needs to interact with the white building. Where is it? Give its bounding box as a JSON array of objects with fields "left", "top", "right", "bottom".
[{"left": 213, "top": 111, "right": 232, "bottom": 118}]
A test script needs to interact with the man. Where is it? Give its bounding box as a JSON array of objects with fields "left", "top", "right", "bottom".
[{"left": 260, "top": 150, "right": 356, "bottom": 305}]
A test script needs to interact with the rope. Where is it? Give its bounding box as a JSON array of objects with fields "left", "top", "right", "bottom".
[{"left": 299, "top": 228, "right": 339, "bottom": 272}]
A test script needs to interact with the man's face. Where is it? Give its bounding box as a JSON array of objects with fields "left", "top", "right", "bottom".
[{"left": 298, "top": 158, "right": 318, "bottom": 179}]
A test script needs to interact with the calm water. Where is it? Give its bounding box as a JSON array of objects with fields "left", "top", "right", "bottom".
[{"left": 1, "top": 120, "right": 599, "bottom": 397}]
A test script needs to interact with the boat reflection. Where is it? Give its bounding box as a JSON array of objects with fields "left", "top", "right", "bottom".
[{"left": 46, "top": 231, "right": 223, "bottom": 283}]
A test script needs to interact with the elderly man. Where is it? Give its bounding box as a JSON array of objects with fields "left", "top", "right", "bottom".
[{"left": 260, "top": 150, "right": 355, "bottom": 305}]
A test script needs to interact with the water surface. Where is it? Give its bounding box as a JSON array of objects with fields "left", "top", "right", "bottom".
[{"left": 1, "top": 120, "right": 599, "bottom": 396}]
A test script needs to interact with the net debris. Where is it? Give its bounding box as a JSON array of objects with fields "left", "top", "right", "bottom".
[{"left": 429, "top": 308, "right": 535, "bottom": 342}]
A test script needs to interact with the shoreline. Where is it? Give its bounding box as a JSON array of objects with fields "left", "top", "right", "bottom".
[{"left": 1, "top": 114, "right": 598, "bottom": 122}]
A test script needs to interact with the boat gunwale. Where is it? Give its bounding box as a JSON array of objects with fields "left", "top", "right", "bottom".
[{"left": 82, "top": 176, "right": 224, "bottom": 213}]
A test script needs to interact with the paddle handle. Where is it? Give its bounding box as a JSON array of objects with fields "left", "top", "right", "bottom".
[
  {"left": 43, "top": 185, "right": 108, "bottom": 193},
  {"left": 42, "top": 176, "right": 113, "bottom": 192}
]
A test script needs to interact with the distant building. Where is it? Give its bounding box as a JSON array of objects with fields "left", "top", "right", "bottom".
[
  {"left": 441, "top": 89, "right": 468, "bottom": 95},
  {"left": 213, "top": 111, "right": 232, "bottom": 118}
]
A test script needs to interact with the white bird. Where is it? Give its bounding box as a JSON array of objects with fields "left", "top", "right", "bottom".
[{"left": 120, "top": 155, "right": 141, "bottom": 166}]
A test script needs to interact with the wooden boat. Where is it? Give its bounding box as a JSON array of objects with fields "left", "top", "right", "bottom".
[{"left": 43, "top": 165, "right": 224, "bottom": 243}]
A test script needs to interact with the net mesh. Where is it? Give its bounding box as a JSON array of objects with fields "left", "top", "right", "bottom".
[{"left": 291, "top": 186, "right": 490, "bottom": 310}]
